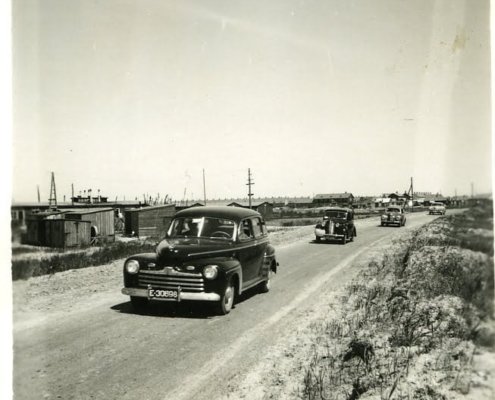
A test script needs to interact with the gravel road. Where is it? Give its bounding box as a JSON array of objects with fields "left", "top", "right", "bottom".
[{"left": 13, "top": 212, "right": 444, "bottom": 400}]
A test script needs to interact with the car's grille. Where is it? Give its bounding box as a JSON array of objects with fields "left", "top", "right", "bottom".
[{"left": 138, "top": 269, "right": 205, "bottom": 292}]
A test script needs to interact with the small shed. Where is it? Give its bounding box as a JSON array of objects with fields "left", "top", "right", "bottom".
[
  {"left": 23, "top": 210, "right": 68, "bottom": 246},
  {"left": 44, "top": 219, "right": 91, "bottom": 248},
  {"left": 64, "top": 208, "right": 115, "bottom": 244},
  {"left": 124, "top": 204, "right": 176, "bottom": 238}
]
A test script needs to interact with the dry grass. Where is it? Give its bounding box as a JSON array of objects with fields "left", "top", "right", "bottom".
[{"left": 301, "top": 205, "right": 494, "bottom": 399}]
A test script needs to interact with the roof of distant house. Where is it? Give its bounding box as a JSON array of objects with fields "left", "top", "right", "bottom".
[{"left": 314, "top": 193, "right": 354, "bottom": 200}]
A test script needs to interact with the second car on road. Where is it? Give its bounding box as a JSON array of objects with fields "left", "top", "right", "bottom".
[
  {"left": 381, "top": 206, "right": 407, "bottom": 227},
  {"left": 314, "top": 207, "right": 357, "bottom": 244}
]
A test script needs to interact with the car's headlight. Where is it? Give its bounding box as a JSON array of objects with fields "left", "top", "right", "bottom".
[
  {"left": 125, "top": 259, "right": 139, "bottom": 274},
  {"left": 335, "top": 222, "right": 340, "bottom": 227},
  {"left": 203, "top": 265, "right": 219, "bottom": 280}
]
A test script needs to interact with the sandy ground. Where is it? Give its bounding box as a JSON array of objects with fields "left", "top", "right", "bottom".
[{"left": 12, "top": 222, "right": 494, "bottom": 399}]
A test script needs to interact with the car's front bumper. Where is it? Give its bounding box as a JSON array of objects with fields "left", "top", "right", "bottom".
[
  {"left": 122, "top": 287, "right": 221, "bottom": 301},
  {"left": 315, "top": 228, "right": 345, "bottom": 240},
  {"left": 382, "top": 220, "right": 401, "bottom": 225}
]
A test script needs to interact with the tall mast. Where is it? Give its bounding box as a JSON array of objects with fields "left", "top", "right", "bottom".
[{"left": 48, "top": 172, "right": 57, "bottom": 210}]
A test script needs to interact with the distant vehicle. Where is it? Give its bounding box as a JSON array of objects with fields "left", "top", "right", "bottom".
[
  {"left": 381, "top": 206, "right": 406, "bottom": 227},
  {"left": 428, "top": 202, "right": 446, "bottom": 215},
  {"left": 121, "top": 206, "right": 277, "bottom": 315},
  {"left": 314, "top": 207, "right": 356, "bottom": 244}
]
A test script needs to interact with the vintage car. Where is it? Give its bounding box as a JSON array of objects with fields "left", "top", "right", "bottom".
[
  {"left": 121, "top": 206, "right": 277, "bottom": 315},
  {"left": 381, "top": 206, "right": 406, "bottom": 227},
  {"left": 314, "top": 207, "right": 356, "bottom": 244},
  {"left": 428, "top": 202, "right": 446, "bottom": 215}
]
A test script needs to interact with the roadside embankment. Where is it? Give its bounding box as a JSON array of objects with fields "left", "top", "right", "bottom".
[
  {"left": 224, "top": 206, "right": 494, "bottom": 400},
  {"left": 300, "top": 205, "right": 493, "bottom": 400}
]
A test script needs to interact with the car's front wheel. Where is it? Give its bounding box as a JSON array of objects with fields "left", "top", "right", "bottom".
[{"left": 217, "top": 279, "right": 235, "bottom": 315}]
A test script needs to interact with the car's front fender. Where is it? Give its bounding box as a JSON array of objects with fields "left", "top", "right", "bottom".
[
  {"left": 124, "top": 253, "right": 158, "bottom": 266},
  {"left": 123, "top": 253, "right": 158, "bottom": 286}
]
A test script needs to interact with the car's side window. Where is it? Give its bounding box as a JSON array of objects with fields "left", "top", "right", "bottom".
[
  {"left": 251, "top": 217, "right": 266, "bottom": 238},
  {"left": 238, "top": 219, "right": 254, "bottom": 241}
]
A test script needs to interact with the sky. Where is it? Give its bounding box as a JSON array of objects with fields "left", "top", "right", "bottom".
[{"left": 11, "top": 0, "right": 492, "bottom": 203}]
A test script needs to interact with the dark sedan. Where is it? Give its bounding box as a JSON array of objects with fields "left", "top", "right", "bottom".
[
  {"left": 121, "top": 206, "right": 277, "bottom": 315},
  {"left": 381, "top": 206, "right": 406, "bottom": 227},
  {"left": 314, "top": 207, "right": 357, "bottom": 244}
]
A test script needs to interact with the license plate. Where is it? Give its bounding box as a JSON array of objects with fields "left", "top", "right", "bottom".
[{"left": 148, "top": 288, "right": 179, "bottom": 300}]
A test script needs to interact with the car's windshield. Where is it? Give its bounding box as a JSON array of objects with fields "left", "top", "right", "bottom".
[
  {"left": 168, "top": 217, "right": 236, "bottom": 240},
  {"left": 325, "top": 211, "right": 347, "bottom": 219},
  {"left": 386, "top": 208, "right": 400, "bottom": 213}
]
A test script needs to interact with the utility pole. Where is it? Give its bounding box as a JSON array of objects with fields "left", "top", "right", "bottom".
[
  {"left": 203, "top": 169, "right": 207, "bottom": 206},
  {"left": 471, "top": 182, "right": 474, "bottom": 198},
  {"left": 71, "top": 183, "right": 74, "bottom": 206},
  {"left": 246, "top": 168, "right": 254, "bottom": 208},
  {"left": 37, "top": 185, "right": 40, "bottom": 203},
  {"left": 411, "top": 177, "right": 413, "bottom": 209},
  {"left": 407, "top": 177, "right": 414, "bottom": 211},
  {"left": 48, "top": 172, "right": 58, "bottom": 210}
]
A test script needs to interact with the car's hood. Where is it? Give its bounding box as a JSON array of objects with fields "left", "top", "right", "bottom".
[{"left": 156, "top": 238, "right": 234, "bottom": 262}]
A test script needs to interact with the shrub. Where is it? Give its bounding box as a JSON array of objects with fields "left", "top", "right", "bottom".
[{"left": 11, "top": 240, "right": 156, "bottom": 280}]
